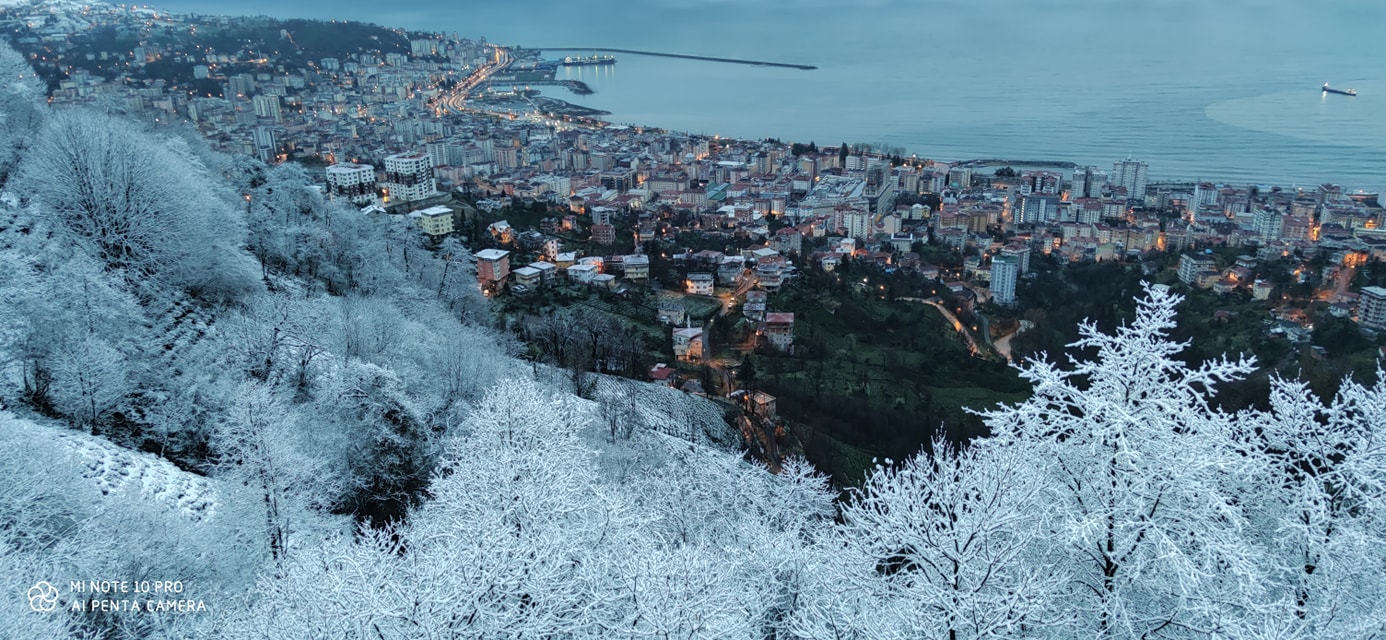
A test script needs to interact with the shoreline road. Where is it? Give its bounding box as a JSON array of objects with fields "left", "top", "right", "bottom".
[{"left": 441, "top": 45, "right": 514, "bottom": 113}]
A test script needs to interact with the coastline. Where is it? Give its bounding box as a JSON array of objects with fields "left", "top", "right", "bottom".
[{"left": 6, "top": 0, "right": 1379, "bottom": 191}]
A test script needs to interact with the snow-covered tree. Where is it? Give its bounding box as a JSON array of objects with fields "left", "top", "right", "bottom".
[
  {"left": 225, "top": 377, "right": 616, "bottom": 637},
  {"left": 430, "top": 236, "right": 490, "bottom": 323},
  {"left": 48, "top": 334, "right": 132, "bottom": 430},
  {"left": 14, "top": 109, "right": 261, "bottom": 301},
  {"left": 334, "top": 294, "right": 405, "bottom": 364},
  {"left": 0, "top": 409, "right": 262, "bottom": 639},
  {"left": 0, "top": 246, "right": 142, "bottom": 418},
  {"left": 793, "top": 437, "right": 1067, "bottom": 640},
  {"left": 224, "top": 376, "right": 836, "bottom": 639},
  {"left": 0, "top": 434, "right": 105, "bottom": 640},
  {"left": 421, "top": 317, "right": 512, "bottom": 403},
  {"left": 243, "top": 162, "right": 339, "bottom": 285},
  {"left": 214, "top": 382, "right": 330, "bottom": 566},
  {"left": 979, "top": 283, "right": 1265, "bottom": 638},
  {"left": 210, "top": 292, "right": 339, "bottom": 393},
  {"left": 1239, "top": 373, "right": 1386, "bottom": 639},
  {"left": 322, "top": 360, "right": 438, "bottom": 528},
  {"left": 0, "top": 41, "right": 44, "bottom": 181}
]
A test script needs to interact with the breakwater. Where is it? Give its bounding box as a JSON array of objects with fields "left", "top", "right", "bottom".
[
  {"left": 484, "top": 79, "right": 593, "bottom": 95},
  {"left": 536, "top": 47, "right": 816, "bottom": 70}
]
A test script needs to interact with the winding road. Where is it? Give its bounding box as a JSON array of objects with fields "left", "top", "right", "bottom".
[
  {"left": 992, "top": 320, "right": 1033, "bottom": 362},
  {"left": 899, "top": 297, "right": 981, "bottom": 356}
]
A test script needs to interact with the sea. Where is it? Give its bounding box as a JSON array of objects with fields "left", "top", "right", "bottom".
[{"left": 154, "top": 0, "right": 1386, "bottom": 191}]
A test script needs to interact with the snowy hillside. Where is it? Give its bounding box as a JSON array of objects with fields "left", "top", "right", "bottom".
[
  {"left": 523, "top": 364, "right": 740, "bottom": 449},
  {"left": 0, "top": 411, "right": 217, "bottom": 519},
  {"left": 592, "top": 374, "right": 739, "bottom": 448}
]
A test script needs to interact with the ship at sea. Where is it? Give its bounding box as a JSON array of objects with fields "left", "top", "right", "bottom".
[
  {"left": 1322, "top": 83, "right": 1357, "bottom": 96},
  {"left": 561, "top": 55, "right": 616, "bottom": 66}
]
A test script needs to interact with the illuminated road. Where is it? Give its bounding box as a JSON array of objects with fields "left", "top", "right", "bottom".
[
  {"left": 435, "top": 47, "right": 606, "bottom": 133},
  {"left": 993, "top": 320, "right": 1033, "bottom": 362},
  {"left": 439, "top": 45, "right": 513, "bottom": 114},
  {"left": 899, "top": 297, "right": 981, "bottom": 356},
  {"left": 732, "top": 271, "right": 757, "bottom": 299}
]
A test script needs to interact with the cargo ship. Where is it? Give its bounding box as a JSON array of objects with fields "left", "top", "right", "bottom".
[
  {"left": 561, "top": 55, "right": 616, "bottom": 66},
  {"left": 1322, "top": 83, "right": 1357, "bottom": 96}
]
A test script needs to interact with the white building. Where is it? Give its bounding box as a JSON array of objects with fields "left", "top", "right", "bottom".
[
  {"left": 1193, "top": 182, "right": 1219, "bottom": 209},
  {"left": 1070, "top": 166, "right": 1108, "bottom": 199},
  {"left": 991, "top": 254, "right": 1020, "bottom": 307},
  {"left": 1178, "top": 253, "right": 1217, "bottom": 286},
  {"left": 528, "top": 261, "right": 558, "bottom": 285},
  {"left": 252, "top": 94, "right": 282, "bottom": 121},
  {"left": 410, "top": 38, "right": 441, "bottom": 57},
  {"left": 1360, "top": 286, "right": 1386, "bottom": 331},
  {"left": 252, "top": 127, "right": 275, "bottom": 163},
  {"left": 843, "top": 211, "right": 871, "bottom": 240},
  {"left": 1086, "top": 169, "right": 1108, "bottom": 199},
  {"left": 383, "top": 151, "right": 436, "bottom": 203},
  {"left": 673, "top": 327, "right": 705, "bottom": 361},
  {"left": 686, "top": 273, "right": 715, "bottom": 296},
  {"left": 425, "top": 141, "right": 449, "bottom": 168},
  {"left": 512, "top": 266, "right": 542, "bottom": 292},
  {"left": 1001, "top": 245, "right": 1031, "bottom": 274},
  {"left": 325, "top": 163, "right": 377, "bottom": 205},
  {"left": 567, "top": 263, "right": 598, "bottom": 284},
  {"left": 1016, "top": 194, "right": 1060, "bottom": 225},
  {"left": 1111, "top": 158, "right": 1149, "bottom": 200},
  {"left": 623, "top": 254, "right": 650, "bottom": 281},
  {"left": 1253, "top": 208, "right": 1284, "bottom": 240}
]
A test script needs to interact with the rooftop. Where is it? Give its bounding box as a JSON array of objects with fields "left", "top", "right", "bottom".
[
  {"left": 326, "top": 162, "right": 374, "bottom": 173},
  {"left": 415, "top": 205, "right": 452, "bottom": 216}
]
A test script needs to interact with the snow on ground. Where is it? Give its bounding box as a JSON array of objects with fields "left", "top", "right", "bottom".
[
  {"left": 0, "top": 0, "right": 106, "bottom": 11},
  {"left": 592, "top": 375, "right": 739, "bottom": 449},
  {"left": 0, "top": 410, "right": 217, "bottom": 519},
  {"left": 525, "top": 365, "right": 738, "bottom": 449}
]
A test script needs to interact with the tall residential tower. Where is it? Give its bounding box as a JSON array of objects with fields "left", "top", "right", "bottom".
[
  {"left": 383, "top": 151, "right": 436, "bottom": 203},
  {"left": 1112, "top": 158, "right": 1149, "bottom": 201},
  {"left": 325, "top": 162, "right": 378, "bottom": 205}
]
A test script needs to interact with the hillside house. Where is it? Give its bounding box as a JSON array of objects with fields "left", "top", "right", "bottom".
[
  {"left": 476, "top": 248, "right": 510, "bottom": 294},
  {"left": 763, "top": 312, "right": 795, "bottom": 352},
  {"left": 686, "top": 273, "right": 715, "bottom": 296},
  {"left": 673, "top": 327, "right": 705, "bottom": 362}
]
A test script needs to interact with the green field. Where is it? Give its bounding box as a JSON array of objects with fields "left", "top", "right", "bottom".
[{"left": 748, "top": 289, "right": 1030, "bottom": 486}]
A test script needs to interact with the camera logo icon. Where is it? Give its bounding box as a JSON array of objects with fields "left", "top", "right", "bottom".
[{"left": 28, "top": 582, "right": 59, "bottom": 613}]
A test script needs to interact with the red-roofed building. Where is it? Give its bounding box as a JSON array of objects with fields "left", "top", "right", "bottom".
[{"left": 649, "top": 363, "right": 677, "bottom": 386}]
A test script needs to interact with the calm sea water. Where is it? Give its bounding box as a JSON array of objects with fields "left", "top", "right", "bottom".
[{"left": 158, "top": 0, "right": 1386, "bottom": 190}]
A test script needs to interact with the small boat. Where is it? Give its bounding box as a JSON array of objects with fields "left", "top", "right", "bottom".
[{"left": 1322, "top": 83, "right": 1357, "bottom": 96}]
